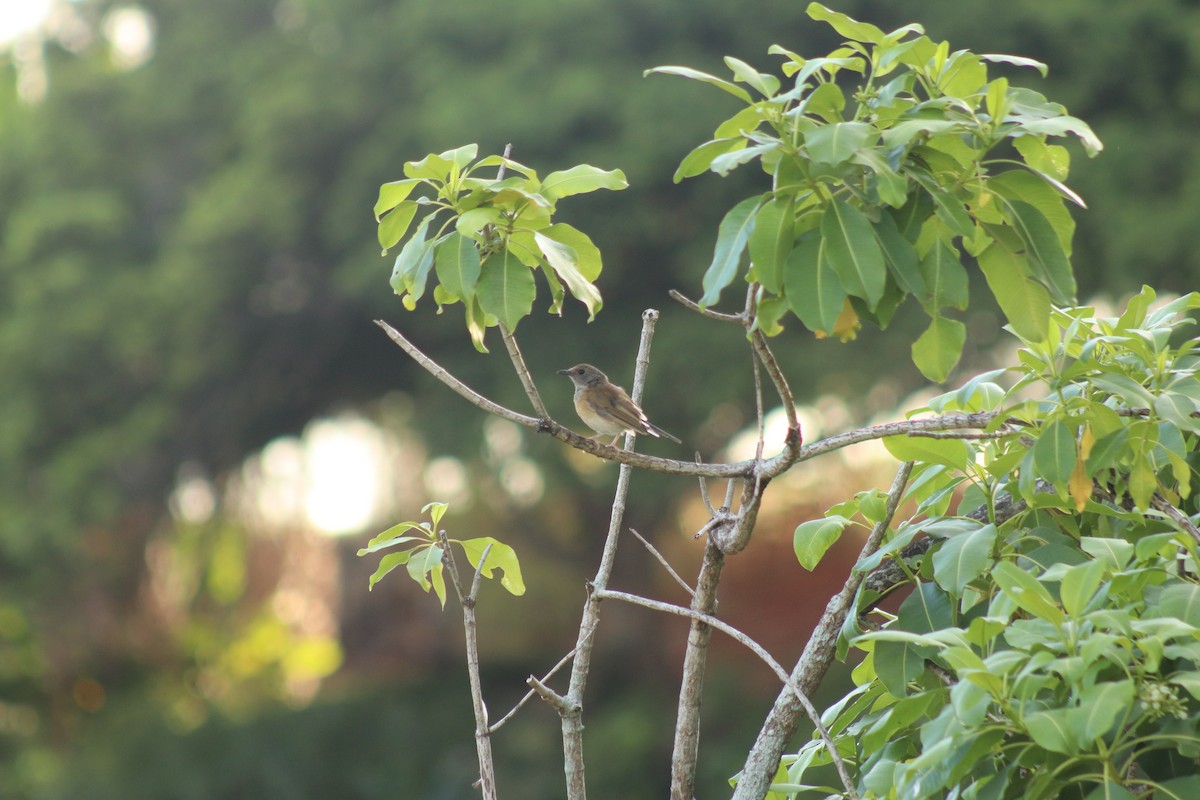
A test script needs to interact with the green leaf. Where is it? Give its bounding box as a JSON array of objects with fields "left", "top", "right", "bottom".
[
  {"left": 1034, "top": 419, "right": 1076, "bottom": 484},
  {"left": 541, "top": 223, "right": 602, "bottom": 280},
  {"left": 912, "top": 314, "right": 965, "bottom": 382},
  {"left": 822, "top": 199, "right": 886, "bottom": 308},
  {"left": 806, "top": 3, "right": 886, "bottom": 44},
  {"left": 784, "top": 232, "right": 844, "bottom": 334},
  {"left": 534, "top": 231, "right": 602, "bottom": 320},
  {"left": 1059, "top": 558, "right": 1106, "bottom": 617},
  {"left": 358, "top": 520, "right": 427, "bottom": 555},
  {"left": 367, "top": 551, "right": 413, "bottom": 590},
  {"left": 1077, "top": 680, "right": 1134, "bottom": 741},
  {"left": 854, "top": 149, "right": 908, "bottom": 207},
  {"left": 465, "top": 295, "right": 489, "bottom": 353},
  {"left": 673, "top": 138, "right": 746, "bottom": 182},
  {"left": 1024, "top": 708, "right": 1077, "bottom": 754},
  {"left": 700, "top": 195, "right": 763, "bottom": 307},
  {"left": 1020, "top": 115, "right": 1103, "bottom": 156},
  {"left": 874, "top": 212, "right": 923, "bottom": 295},
  {"left": 404, "top": 152, "right": 453, "bottom": 181},
  {"left": 932, "top": 524, "right": 997, "bottom": 594},
  {"left": 374, "top": 179, "right": 421, "bottom": 220},
  {"left": 456, "top": 206, "right": 503, "bottom": 237},
  {"left": 1013, "top": 137, "right": 1070, "bottom": 181},
  {"left": 976, "top": 242, "right": 1051, "bottom": 343},
  {"left": 645, "top": 65, "right": 753, "bottom": 103},
  {"left": 794, "top": 516, "right": 850, "bottom": 571},
  {"left": 723, "top": 55, "right": 781, "bottom": 97},
  {"left": 478, "top": 248, "right": 535, "bottom": 329},
  {"left": 882, "top": 435, "right": 970, "bottom": 470},
  {"left": 389, "top": 214, "right": 437, "bottom": 296},
  {"left": 434, "top": 232, "right": 482, "bottom": 302},
  {"left": 457, "top": 537, "right": 526, "bottom": 596},
  {"left": 1005, "top": 200, "right": 1076, "bottom": 304},
  {"left": 991, "top": 561, "right": 1063, "bottom": 624},
  {"left": 918, "top": 241, "right": 968, "bottom": 311},
  {"left": 377, "top": 202, "right": 418, "bottom": 253},
  {"left": 1153, "top": 584, "right": 1200, "bottom": 627},
  {"left": 980, "top": 53, "right": 1048, "bottom": 77},
  {"left": 749, "top": 195, "right": 796, "bottom": 294},
  {"left": 539, "top": 165, "right": 628, "bottom": 202},
  {"left": 804, "top": 122, "right": 877, "bottom": 166}
]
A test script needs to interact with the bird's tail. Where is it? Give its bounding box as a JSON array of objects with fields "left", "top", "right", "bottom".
[{"left": 647, "top": 422, "right": 682, "bottom": 444}]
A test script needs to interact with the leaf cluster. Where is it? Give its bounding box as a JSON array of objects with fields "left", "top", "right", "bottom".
[
  {"left": 651, "top": 3, "right": 1101, "bottom": 381},
  {"left": 374, "top": 144, "right": 627, "bottom": 351},
  {"left": 357, "top": 501, "right": 525, "bottom": 606},
  {"left": 785, "top": 288, "right": 1200, "bottom": 798}
]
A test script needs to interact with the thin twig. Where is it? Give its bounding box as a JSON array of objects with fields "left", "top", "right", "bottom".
[
  {"left": 597, "top": 588, "right": 860, "bottom": 800},
  {"left": 669, "top": 289, "right": 745, "bottom": 323},
  {"left": 558, "top": 309, "right": 663, "bottom": 800},
  {"left": 1151, "top": 492, "right": 1200, "bottom": 547},
  {"left": 439, "top": 532, "right": 498, "bottom": 800},
  {"left": 489, "top": 647, "right": 578, "bottom": 734},
  {"left": 751, "top": 329, "right": 799, "bottom": 438},
  {"left": 629, "top": 528, "right": 694, "bottom": 598},
  {"left": 500, "top": 323, "right": 550, "bottom": 419},
  {"left": 528, "top": 675, "right": 571, "bottom": 715}
]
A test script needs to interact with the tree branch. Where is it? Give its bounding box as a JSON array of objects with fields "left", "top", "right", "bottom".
[
  {"left": 732, "top": 461, "right": 913, "bottom": 800},
  {"left": 439, "top": 533, "right": 497, "bottom": 800},
  {"left": 596, "top": 588, "right": 859, "bottom": 800},
  {"left": 557, "top": 308, "right": 663, "bottom": 800}
]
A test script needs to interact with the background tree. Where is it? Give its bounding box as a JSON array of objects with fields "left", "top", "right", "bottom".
[{"left": 3, "top": 0, "right": 1200, "bottom": 797}]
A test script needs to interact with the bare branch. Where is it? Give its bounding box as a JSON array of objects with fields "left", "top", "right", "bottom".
[
  {"left": 597, "top": 588, "right": 859, "bottom": 800},
  {"left": 669, "top": 289, "right": 745, "bottom": 323},
  {"left": 733, "top": 461, "right": 913, "bottom": 800},
  {"left": 629, "top": 528, "right": 694, "bottom": 598},
  {"left": 559, "top": 308, "right": 664, "bottom": 799},
  {"left": 489, "top": 647, "right": 577, "bottom": 734},
  {"left": 499, "top": 322, "right": 550, "bottom": 419},
  {"left": 438, "top": 531, "right": 497, "bottom": 799},
  {"left": 1151, "top": 492, "right": 1200, "bottom": 548},
  {"left": 528, "top": 675, "right": 571, "bottom": 716},
  {"left": 751, "top": 329, "right": 800, "bottom": 438}
]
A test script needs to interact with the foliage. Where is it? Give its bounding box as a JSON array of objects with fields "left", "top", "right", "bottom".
[
  {"left": 783, "top": 288, "right": 1200, "bottom": 798},
  {"left": 358, "top": 501, "right": 525, "bottom": 606},
  {"left": 651, "top": 3, "right": 1101, "bottom": 381},
  {"left": 374, "top": 145, "right": 626, "bottom": 350}
]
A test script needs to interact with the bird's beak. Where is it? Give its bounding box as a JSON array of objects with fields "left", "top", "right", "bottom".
[{"left": 556, "top": 369, "right": 569, "bottom": 376}]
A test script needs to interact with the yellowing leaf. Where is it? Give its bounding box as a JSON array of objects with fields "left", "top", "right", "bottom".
[{"left": 1069, "top": 455, "right": 1091, "bottom": 512}]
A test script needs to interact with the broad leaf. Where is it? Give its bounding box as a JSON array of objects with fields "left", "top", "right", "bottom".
[
  {"left": 821, "top": 199, "right": 886, "bottom": 308},
  {"left": 976, "top": 242, "right": 1050, "bottom": 343},
  {"left": 645, "top": 65, "right": 753, "bottom": 102},
  {"left": 1005, "top": 200, "right": 1076, "bottom": 303},
  {"left": 784, "top": 232, "right": 844, "bottom": 334},
  {"left": 932, "top": 524, "right": 997, "bottom": 594},
  {"left": 478, "top": 248, "right": 535, "bottom": 329},
  {"left": 911, "top": 314, "right": 965, "bottom": 382},
  {"left": 700, "top": 195, "right": 763, "bottom": 307},
  {"left": 804, "top": 122, "right": 877, "bottom": 166},
  {"left": 457, "top": 537, "right": 526, "bottom": 596},
  {"left": 794, "top": 516, "right": 850, "bottom": 571},
  {"left": 434, "top": 232, "right": 482, "bottom": 302},
  {"left": 534, "top": 230, "right": 602, "bottom": 319},
  {"left": 1034, "top": 419, "right": 1075, "bottom": 484},
  {"left": 538, "top": 165, "right": 628, "bottom": 202},
  {"left": 749, "top": 195, "right": 796, "bottom": 294}
]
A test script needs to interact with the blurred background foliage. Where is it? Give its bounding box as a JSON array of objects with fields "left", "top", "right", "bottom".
[{"left": 1, "top": 0, "right": 1198, "bottom": 796}]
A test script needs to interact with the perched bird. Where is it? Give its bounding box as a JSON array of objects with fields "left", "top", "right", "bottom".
[{"left": 557, "top": 363, "right": 681, "bottom": 446}]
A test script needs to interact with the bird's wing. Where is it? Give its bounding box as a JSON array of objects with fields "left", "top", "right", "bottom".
[{"left": 589, "top": 388, "right": 648, "bottom": 432}]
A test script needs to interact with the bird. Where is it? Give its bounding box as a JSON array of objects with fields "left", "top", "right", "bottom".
[{"left": 557, "top": 363, "right": 681, "bottom": 446}]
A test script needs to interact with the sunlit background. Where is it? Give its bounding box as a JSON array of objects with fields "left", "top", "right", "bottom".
[{"left": 2, "top": 0, "right": 1198, "bottom": 797}]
